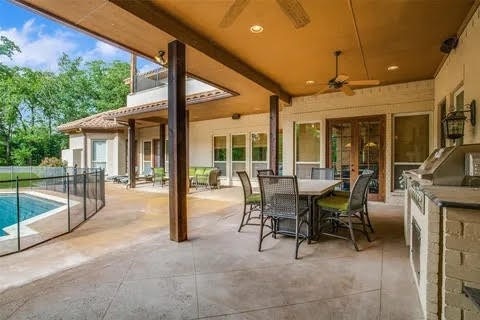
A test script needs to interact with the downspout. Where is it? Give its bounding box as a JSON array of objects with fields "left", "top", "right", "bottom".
[{"left": 82, "top": 130, "right": 88, "bottom": 170}]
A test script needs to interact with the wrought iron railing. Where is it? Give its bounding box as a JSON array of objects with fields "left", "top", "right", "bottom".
[{"left": 0, "top": 167, "right": 105, "bottom": 256}]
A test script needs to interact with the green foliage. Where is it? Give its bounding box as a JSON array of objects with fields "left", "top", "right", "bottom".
[{"left": 0, "top": 36, "right": 129, "bottom": 166}]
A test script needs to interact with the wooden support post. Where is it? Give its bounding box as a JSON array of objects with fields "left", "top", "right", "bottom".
[
  {"left": 159, "top": 123, "right": 166, "bottom": 168},
  {"left": 128, "top": 119, "right": 136, "bottom": 188},
  {"left": 130, "top": 54, "right": 137, "bottom": 93},
  {"left": 269, "top": 95, "right": 279, "bottom": 175},
  {"left": 168, "top": 40, "right": 188, "bottom": 242}
]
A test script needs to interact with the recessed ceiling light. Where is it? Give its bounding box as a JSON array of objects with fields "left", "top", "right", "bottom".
[
  {"left": 250, "top": 25, "right": 264, "bottom": 33},
  {"left": 306, "top": 80, "right": 315, "bottom": 85},
  {"left": 387, "top": 65, "right": 399, "bottom": 71}
]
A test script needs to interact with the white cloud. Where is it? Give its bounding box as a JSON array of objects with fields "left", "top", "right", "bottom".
[
  {"left": 81, "top": 40, "right": 127, "bottom": 62},
  {"left": 0, "top": 19, "right": 129, "bottom": 72},
  {"left": 0, "top": 19, "right": 78, "bottom": 71}
]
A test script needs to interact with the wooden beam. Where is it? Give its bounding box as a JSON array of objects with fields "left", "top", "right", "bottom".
[
  {"left": 269, "top": 95, "right": 279, "bottom": 175},
  {"left": 108, "top": 0, "right": 291, "bottom": 104},
  {"left": 130, "top": 53, "right": 137, "bottom": 93},
  {"left": 159, "top": 123, "right": 166, "bottom": 168},
  {"left": 127, "top": 119, "right": 136, "bottom": 189},
  {"left": 168, "top": 40, "right": 188, "bottom": 242}
]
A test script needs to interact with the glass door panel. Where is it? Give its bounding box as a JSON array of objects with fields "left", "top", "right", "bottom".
[
  {"left": 329, "top": 123, "right": 352, "bottom": 192},
  {"left": 358, "top": 121, "right": 381, "bottom": 197},
  {"left": 328, "top": 116, "right": 385, "bottom": 201}
]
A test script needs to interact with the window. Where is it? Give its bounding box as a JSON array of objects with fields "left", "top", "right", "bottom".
[
  {"left": 278, "top": 130, "right": 283, "bottom": 175},
  {"left": 454, "top": 87, "right": 465, "bottom": 145},
  {"left": 143, "top": 141, "right": 152, "bottom": 175},
  {"left": 231, "top": 134, "right": 246, "bottom": 177},
  {"left": 251, "top": 133, "right": 268, "bottom": 176},
  {"left": 393, "top": 114, "right": 430, "bottom": 190},
  {"left": 92, "top": 140, "right": 107, "bottom": 170},
  {"left": 213, "top": 136, "right": 227, "bottom": 177},
  {"left": 295, "top": 123, "right": 320, "bottom": 179}
]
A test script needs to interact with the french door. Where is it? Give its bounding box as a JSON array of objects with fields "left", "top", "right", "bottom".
[{"left": 327, "top": 115, "right": 385, "bottom": 201}]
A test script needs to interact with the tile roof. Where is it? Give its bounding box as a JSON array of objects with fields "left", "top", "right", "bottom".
[
  {"left": 57, "top": 110, "right": 124, "bottom": 132},
  {"left": 57, "top": 89, "right": 234, "bottom": 132}
]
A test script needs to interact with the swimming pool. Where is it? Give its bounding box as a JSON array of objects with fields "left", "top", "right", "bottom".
[{"left": 0, "top": 193, "right": 63, "bottom": 236}]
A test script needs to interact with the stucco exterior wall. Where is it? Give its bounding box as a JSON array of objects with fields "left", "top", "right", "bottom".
[{"left": 434, "top": 6, "right": 480, "bottom": 146}]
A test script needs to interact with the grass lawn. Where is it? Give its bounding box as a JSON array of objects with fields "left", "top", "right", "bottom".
[{"left": 0, "top": 172, "right": 40, "bottom": 188}]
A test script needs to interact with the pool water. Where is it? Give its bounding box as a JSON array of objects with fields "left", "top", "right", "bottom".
[{"left": 0, "top": 194, "right": 62, "bottom": 236}]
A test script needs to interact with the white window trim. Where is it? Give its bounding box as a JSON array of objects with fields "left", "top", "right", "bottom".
[
  {"left": 142, "top": 140, "right": 152, "bottom": 175},
  {"left": 294, "top": 122, "right": 322, "bottom": 175},
  {"left": 212, "top": 135, "right": 228, "bottom": 177},
  {"left": 91, "top": 139, "right": 107, "bottom": 170},
  {"left": 230, "top": 133, "right": 248, "bottom": 179}
]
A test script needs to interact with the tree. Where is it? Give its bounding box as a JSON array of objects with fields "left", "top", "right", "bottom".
[{"left": 0, "top": 36, "right": 129, "bottom": 166}]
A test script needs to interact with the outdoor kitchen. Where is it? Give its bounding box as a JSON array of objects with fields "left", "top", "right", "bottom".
[{"left": 403, "top": 143, "right": 480, "bottom": 320}]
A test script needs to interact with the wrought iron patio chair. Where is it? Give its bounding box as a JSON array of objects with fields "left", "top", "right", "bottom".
[
  {"left": 237, "top": 171, "right": 261, "bottom": 232},
  {"left": 258, "top": 175, "right": 309, "bottom": 259},
  {"left": 257, "top": 169, "right": 275, "bottom": 176},
  {"left": 311, "top": 168, "right": 334, "bottom": 180},
  {"left": 315, "top": 173, "right": 372, "bottom": 251},
  {"left": 360, "top": 169, "right": 375, "bottom": 232}
]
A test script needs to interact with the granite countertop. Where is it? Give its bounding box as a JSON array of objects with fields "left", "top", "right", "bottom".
[{"left": 421, "top": 185, "right": 480, "bottom": 209}]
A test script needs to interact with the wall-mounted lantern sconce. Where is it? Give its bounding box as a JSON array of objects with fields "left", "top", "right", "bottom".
[
  {"left": 154, "top": 50, "right": 167, "bottom": 66},
  {"left": 442, "top": 99, "right": 476, "bottom": 140}
]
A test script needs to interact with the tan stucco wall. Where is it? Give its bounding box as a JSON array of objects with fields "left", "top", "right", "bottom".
[{"left": 434, "top": 6, "right": 480, "bottom": 146}]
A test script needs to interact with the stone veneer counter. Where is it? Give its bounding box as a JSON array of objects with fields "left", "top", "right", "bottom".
[{"left": 421, "top": 186, "right": 480, "bottom": 209}]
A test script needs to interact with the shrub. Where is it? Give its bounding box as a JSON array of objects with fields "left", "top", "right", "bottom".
[{"left": 39, "top": 157, "right": 67, "bottom": 167}]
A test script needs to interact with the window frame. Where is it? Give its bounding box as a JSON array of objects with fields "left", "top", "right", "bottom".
[
  {"left": 230, "top": 133, "right": 248, "bottom": 178},
  {"left": 392, "top": 112, "right": 432, "bottom": 191},
  {"left": 213, "top": 135, "right": 228, "bottom": 177},
  {"left": 250, "top": 132, "right": 269, "bottom": 177},
  {"left": 294, "top": 121, "right": 322, "bottom": 177},
  {"left": 142, "top": 140, "right": 153, "bottom": 175},
  {"left": 91, "top": 139, "right": 107, "bottom": 170}
]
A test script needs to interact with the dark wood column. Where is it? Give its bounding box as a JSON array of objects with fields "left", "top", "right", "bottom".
[
  {"left": 128, "top": 119, "right": 136, "bottom": 188},
  {"left": 168, "top": 40, "right": 188, "bottom": 242},
  {"left": 130, "top": 54, "right": 137, "bottom": 93},
  {"left": 269, "top": 95, "right": 279, "bottom": 175},
  {"left": 159, "top": 123, "right": 166, "bottom": 168}
]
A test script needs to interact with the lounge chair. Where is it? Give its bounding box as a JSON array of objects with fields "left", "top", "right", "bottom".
[{"left": 153, "top": 167, "right": 168, "bottom": 187}]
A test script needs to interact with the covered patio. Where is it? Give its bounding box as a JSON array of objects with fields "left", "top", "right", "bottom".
[
  {"left": 5, "top": 1, "right": 480, "bottom": 319},
  {"left": 0, "top": 183, "right": 420, "bottom": 319}
]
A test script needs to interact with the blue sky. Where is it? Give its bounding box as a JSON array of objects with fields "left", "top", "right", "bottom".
[{"left": 0, "top": 0, "right": 155, "bottom": 72}]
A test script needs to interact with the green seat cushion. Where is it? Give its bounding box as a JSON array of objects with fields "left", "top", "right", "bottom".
[
  {"left": 316, "top": 196, "right": 349, "bottom": 211},
  {"left": 246, "top": 193, "right": 261, "bottom": 204},
  {"left": 195, "top": 168, "right": 205, "bottom": 176},
  {"left": 333, "top": 190, "right": 350, "bottom": 197},
  {"left": 189, "top": 168, "right": 196, "bottom": 176}
]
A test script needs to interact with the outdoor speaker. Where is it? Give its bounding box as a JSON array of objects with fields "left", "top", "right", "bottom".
[
  {"left": 232, "top": 113, "right": 241, "bottom": 120},
  {"left": 440, "top": 36, "right": 458, "bottom": 54}
]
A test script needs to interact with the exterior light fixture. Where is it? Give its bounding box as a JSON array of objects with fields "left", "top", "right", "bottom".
[
  {"left": 306, "top": 80, "right": 315, "bottom": 85},
  {"left": 250, "top": 25, "right": 263, "bottom": 33},
  {"left": 442, "top": 100, "right": 476, "bottom": 140},
  {"left": 154, "top": 50, "right": 167, "bottom": 66}
]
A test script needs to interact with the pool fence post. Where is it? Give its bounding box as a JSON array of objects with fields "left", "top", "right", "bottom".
[
  {"left": 16, "top": 176, "right": 20, "bottom": 252},
  {"left": 83, "top": 171, "right": 87, "bottom": 221},
  {"left": 67, "top": 173, "right": 71, "bottom": 232}
]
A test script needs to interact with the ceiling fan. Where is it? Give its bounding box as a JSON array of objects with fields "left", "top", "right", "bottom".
[
  {"left": 219, "top": 0, "right": 310, "bottom": 29},
  {"left": 317, "top": 51, "right": 380, "bottom": 96}
]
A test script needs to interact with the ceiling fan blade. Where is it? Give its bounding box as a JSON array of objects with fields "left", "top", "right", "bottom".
[
  {"left": 276, "top": 0, "right": 311, "bottom": 28},
  {"left": 341, "top": 85, "right": 355, "bottom": 96},
  {"left": 347, "top": 80, "right": 380, "bottom": 86},
  {"left": 317, "top": 85, "right": 331, "bottom": 94},
  {"left": 219, "top": 0, "right": 250, "bottom": 28},
  {"left": 335, "top": 74, "right": 349, "bottom": 83}
]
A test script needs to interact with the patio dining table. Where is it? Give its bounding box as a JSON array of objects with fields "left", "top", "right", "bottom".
[{"left": 276, "top": 179, "right": 342, "bottom": 240}]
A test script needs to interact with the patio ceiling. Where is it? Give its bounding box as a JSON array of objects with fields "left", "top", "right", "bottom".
[{"left": 14, "top": 0, "right": 476, "bottom": 120}]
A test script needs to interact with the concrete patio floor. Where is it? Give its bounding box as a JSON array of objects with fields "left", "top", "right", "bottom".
[{"left": 0, "top": 183, "right": 422, "bottom": 319}]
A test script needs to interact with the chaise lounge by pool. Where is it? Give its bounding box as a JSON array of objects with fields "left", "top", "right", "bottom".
[{"left": 0, "top": 193, "right": 63, "bottom": 236}]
